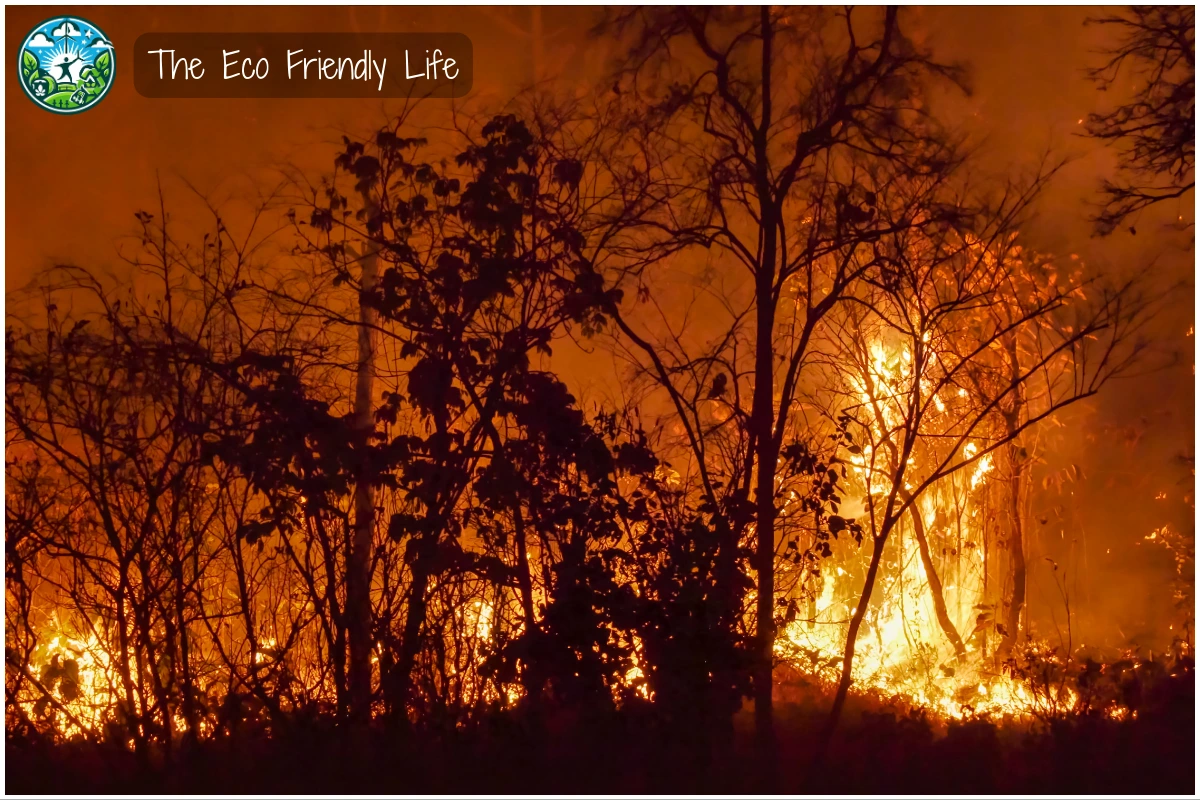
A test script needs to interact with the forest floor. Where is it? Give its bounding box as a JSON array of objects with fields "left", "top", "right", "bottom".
[{"left": 6, "top": 677, "right": 1194, "bottom": 794}]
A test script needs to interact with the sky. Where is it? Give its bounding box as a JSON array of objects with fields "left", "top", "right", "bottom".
[{"left": 6, "top": 5, "right": 1194, "bottom": 651}]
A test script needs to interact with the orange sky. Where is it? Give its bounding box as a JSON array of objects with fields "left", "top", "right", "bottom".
[{"left": 7, "top": 7, "right": 1190, "bottom": 286}]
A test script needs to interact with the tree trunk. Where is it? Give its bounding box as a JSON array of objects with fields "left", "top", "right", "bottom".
[
  {"left": 752, "top": 416, "right": 778, "bottom": 764},
  {"left": 998, "top": 334, "right": 1026, "bottom": 661},
  {"left": 999, "top": 435, "right": 1026, "bottom": 659},
  {"left": 752, "top": 427, "right": 778, "bottom": 749},
  {"left": 902, "top": 490, "right": 967, "bottom": 659},
  {"left": 389, "top": 415, "right": 450, "bottom": 727},
  {"left": 752, "top": 9, "right": 778, "bottom": 772},
  {"left": 751, "top": 223, "right": 779, "bottom": 773},
  {"left": 348, "top": 206, "right": 380, "bottom": 725},
  {"left": 390, "top": 556, "right": 431, "bottom": 728},
  {"left": 826, "top": 529, "right": 889, "bottom": 739}
]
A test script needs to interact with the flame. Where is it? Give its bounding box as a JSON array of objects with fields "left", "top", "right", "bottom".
[
  {"left": 776, "top": 336, "right": 1077, "bottom": 719},
  {"left": 15, "top": 624, "right": 133, "bottom": 741},
  {"left": 11, "top": 335, "right": 1100, "bottom": 734}
]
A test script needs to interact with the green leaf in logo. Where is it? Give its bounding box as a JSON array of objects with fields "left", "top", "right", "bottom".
[
  {"left": 96, "top": 51, "right": 111, "bottom": 79},
  {"left": 22, "top": 49, "right": 37, "bottom": 81}
]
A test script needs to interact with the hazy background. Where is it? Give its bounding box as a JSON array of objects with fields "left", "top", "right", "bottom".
[{"left": 7, "top": 5, "right": 1194, "bottom": 652}]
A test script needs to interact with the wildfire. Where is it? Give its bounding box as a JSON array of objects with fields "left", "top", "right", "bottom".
[
  {"left": 776, "top": 336, "right": 1076, "bottom": 720},
  {"left": 16, "top": 624, "right": 130, "bottom": 741},
  {"left": 10, "top": 336, "right": 1131, "bottom": 736},
  {"left": 778, "top": 564, "right": 1077, "bottom": 720}
]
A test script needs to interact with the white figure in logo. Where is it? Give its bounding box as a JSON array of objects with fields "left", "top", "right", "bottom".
[{"left": 50, "top": 50, "right": 87, "bottom": 84}]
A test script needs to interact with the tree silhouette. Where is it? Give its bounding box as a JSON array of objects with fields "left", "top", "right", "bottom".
[
  {"left": 1085, "top": 6, "right": 1195, "bottom": 236},
  {"left": 590, "top": 6, "right": 968, "bottom": 764}
]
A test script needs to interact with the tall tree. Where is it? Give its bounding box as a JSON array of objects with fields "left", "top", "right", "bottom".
[
  {"left": 294, "top": 113, "right": 623, "bottom": 724},
  {"left": 347, "top": 183, "right": 381, "bottom": 725},
  {"left": 594, "top": 6, "right": 965, "bottom": 758}
]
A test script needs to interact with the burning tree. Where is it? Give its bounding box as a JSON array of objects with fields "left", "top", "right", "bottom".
[
  {"left": 4, "top": 196, "right": 320, "bottom": 752},
  {"left": 590, "top": 6, "right": 970, "bottom": 757},
  {"left": 796, "top": 171, "right": 1153, "bottom": 736}
]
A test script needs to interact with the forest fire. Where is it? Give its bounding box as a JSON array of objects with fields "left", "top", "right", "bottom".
[
  {"left": 772, "top": 334, "right": 1079, "bottom": 722},
  {"left": 5, "top": 5, "right": 1194, "bottom": 796},
  {"left": 22, "top": 628, "right": 119, "bottom": 739}
]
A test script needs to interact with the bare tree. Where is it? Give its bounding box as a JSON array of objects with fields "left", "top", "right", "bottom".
[
  {"left": 1084, "top": 6, "right": 1195, "bottom": 236},
  {"left": 4, "top": 191, "right": 307, "bottom": 752},
  {"left": 812, "top": 170, "right": 1154, "bottom": 741},
  {"left": 591, "top": 6, "right": 967, "bottom": 759},
  {"left": 347, "top": 180, "right": 382, "bottom": 726}
]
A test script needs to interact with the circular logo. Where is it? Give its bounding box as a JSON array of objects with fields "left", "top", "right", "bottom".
[{"left": 19, "top": 16, "right": 115, "bottom": 114}]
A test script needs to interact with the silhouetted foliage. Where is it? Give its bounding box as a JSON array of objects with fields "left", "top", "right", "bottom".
[
  {"left": 1085, "top": 6, "right": 1195, "bottom": 235},
  {"left": 3, "top": 10, "right": 1184, "bottom": 795}
]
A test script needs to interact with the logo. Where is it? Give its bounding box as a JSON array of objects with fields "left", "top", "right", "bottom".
[{"left": 19, "top": 17, "right": 114, "bottom": 114}]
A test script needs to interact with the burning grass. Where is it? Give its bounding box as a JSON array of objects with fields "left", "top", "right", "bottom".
[{"left": 7, "top": 654, "right": 1192, "bottom": 794}]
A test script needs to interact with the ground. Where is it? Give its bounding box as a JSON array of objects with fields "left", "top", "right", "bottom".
[{"left": 6, "top": 677, "right": 1194, "bottom": 794}]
